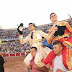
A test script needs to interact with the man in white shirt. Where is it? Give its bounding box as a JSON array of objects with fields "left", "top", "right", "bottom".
[{"left": 45, "top": 41, "right": 72, "bottom": 72}]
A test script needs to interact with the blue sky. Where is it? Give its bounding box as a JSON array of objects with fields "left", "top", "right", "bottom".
[{"left": 0, "top": 0, "right": 72, "bottom": 29}]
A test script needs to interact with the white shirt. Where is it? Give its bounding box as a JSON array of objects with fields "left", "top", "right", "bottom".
[
  {"left": 53, "top": 55, "right": 69, "bottom": 72},
  {"left": 53, "top": 22, "right": 59, "bottom": 27},
  {"left": 30, "top": 30, "right": 35, "bottom": 33}
]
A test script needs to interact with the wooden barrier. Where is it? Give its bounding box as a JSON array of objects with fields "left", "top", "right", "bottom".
[{"left": 3, "top": 52, "right": 25, "bottom": 57}]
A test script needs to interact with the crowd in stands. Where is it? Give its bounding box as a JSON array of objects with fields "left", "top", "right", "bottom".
[
  {"left": 0, "top": 18, "right": 72, "bottom": 54},
  {"left": 0, "top": 41, "right": 30, "bottom": 54}
]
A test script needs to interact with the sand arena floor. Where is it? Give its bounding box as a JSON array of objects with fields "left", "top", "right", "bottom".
[{"left": 4, "top": 56, "right": 28, "bottom": 72}]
